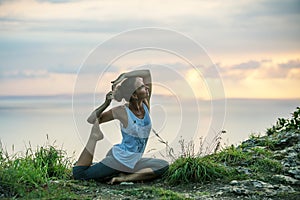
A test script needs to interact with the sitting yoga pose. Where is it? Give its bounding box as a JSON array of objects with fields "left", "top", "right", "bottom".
[{"left": 73, "top": 69, "right": 169, "bottom": 184}]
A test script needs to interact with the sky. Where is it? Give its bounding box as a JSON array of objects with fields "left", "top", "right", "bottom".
[{"left": 0, "top": 0, "right": 299, "bottom": 99}]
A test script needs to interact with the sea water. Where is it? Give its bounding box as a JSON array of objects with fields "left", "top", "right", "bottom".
[{"left": 0, "top": 96, "right": 298, "bottom": 162}]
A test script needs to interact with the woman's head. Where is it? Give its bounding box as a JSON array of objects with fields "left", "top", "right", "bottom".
[{"left": 113, "top": 77, "right": 148, "bottom": 102}]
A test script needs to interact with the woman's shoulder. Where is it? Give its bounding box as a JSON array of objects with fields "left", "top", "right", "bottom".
[
  {"left": 112, "top": 104, "right": 128, "bottom": 126},
  {"left": 112, "top": 104, "right": 127, "bottom": 112}
]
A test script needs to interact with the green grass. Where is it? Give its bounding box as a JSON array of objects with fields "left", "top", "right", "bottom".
[
  {"left": 0, "top": 141, "right": 73, "bottom": 198},
  {"left": 249, "top": 146, "right": 273, "bottom": 157},
  {"left": 163, "top": 137, "right": 285, "bottom": 185},
  {"left": 19, "top": 182, "right": 84, "bottom": 199},
  {"left": 210, "top": 145, "right": 252, "bottom": 166},
  {"left": 266, "top": 106, "right": 300, "bottom": 135},
  {"left": 251, "top": 158, "right": 283, "bottom": 174},
  {"left": 164, "top": 156, "right": 234, "bottom": 185}
]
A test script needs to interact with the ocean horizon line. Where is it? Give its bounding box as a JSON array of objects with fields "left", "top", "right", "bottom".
[{"left": 0, "top": 94, "right": 299, "bottom": 101}]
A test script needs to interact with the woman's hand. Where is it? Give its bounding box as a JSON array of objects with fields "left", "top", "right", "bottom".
[
  {"left": 105, "top": 91, "right": 113, "bottom": 104},
  {"left": 111, "top": 73, "right": 126, "bottom": 90},
  {"left": 87, "top": 91, "right": 113, "bottom": 124}
]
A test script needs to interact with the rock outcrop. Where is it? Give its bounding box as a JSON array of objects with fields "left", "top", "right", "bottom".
[{"left": 215, "top": 108, "right": 300, "bottom": 199}]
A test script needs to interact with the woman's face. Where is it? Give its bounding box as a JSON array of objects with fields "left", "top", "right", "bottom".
[{"left": 134, "top": 78, "right": 149, "bottom": 99}]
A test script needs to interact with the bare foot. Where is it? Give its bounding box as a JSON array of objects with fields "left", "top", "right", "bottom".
[
  {"left": 90, "top": 120, "right": 103, "bottom": 141},
  {"left": 107, "top": 173, "right": 127, "bottom": 184},
  {"left": 107, "top": 177, "right": 121, "bottom": 185}
]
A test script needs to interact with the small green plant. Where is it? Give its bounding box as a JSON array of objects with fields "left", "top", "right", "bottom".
[
  {"left": 250, "top": 158, "right": 283, "bottom": 174},
  {"left": 162, "top": 130, "right": 233, "bottom": 185},
  {"left": 210, "top": 145, "right": 252, "bottom": 166},
  {"left": 258, "top": 137, "right": 276, "bottom": 150},
  {"left": 267, "top": 107, "right": 300, "bottom": 135},
  {"left": 165, "top": 156, "right": 232, "bottom": 185},
  {"left": 249, "top": 132, "right": 261, "bottom": 139},
  {"left": 249, "top": 147, "right": 273, "bottom": 158}
]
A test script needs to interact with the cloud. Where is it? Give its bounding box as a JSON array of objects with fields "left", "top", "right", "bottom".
[
  {"left": 231, "top": 60, "right": 261, "bottom": 70},
  {"left": 259, "top": 0, "right": 300, "bottom": 16},
  {"left": 278, "top": 59, "right": 300, "bottom": 79},
  {"left": 257, "top": 59, "right": 300, "bottom": 79},
  {"left": 0, "top": 59, "right": 299, "bottom": 99},
  {"left": 0, "top": 0, "right": 10, "bottom": 5},
  {"left": 0, "top": 69, "right": 49, "bottom": 79},
  {"left": 279, "top": 59, "right": 300, "bottom": 69},
  {"left": 217, "top": 61, "right": 260, "bottom": 80},
  {"left": 0, "top": 0, "right": 299, "bottom": 99},
  {"left": 0, "top": 71, "right": 76, "bottom": 96},
  {"left": 217, "top": 59, "right": 300, "bottom": 80},
  {"left": 231, "top": 0, "right": 300, "bottom": 25},
  {"left": 0, "top": 17, "right": 160, "bottom": 33},
  {"left": 0, "top": 0, "right": 210, "bottom": 21},
  {"left": 0, "top": 0, "right": 299, "bottom": 56}
]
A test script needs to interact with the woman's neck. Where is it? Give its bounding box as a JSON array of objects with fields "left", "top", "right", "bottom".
[
  {"left": 129, "top": 100, "right": 144, "bottom": 118},
  {"left": 129, "top": 100, "right": 143, "bottom": 111}
]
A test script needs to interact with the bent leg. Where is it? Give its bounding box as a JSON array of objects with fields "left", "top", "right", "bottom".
[
  {"left": 73, "top": 149, "right": 128, "bottom": 181},
  {"left": 73, "top": 161, "right": 119, "bottom": 181},
  {"left": 108, "top": 158, "right": 169, "bottom": 184},
  {"left": 76, "top": 121, "right": 103, "bottom": 166},
  {"left": 108, "top": 168, "right": 155, "bottom": 184},
  {"left": 135, "top": 158, "right": 169, "bottom": 176}
]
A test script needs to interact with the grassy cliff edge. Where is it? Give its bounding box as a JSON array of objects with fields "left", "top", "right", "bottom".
[{"left": 1, "top": 107, "right": 299, "bottom": 199}]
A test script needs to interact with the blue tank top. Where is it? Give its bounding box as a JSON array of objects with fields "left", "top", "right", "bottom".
[{"left": 112, "top": 103, "right": 152, "bottom": 169}]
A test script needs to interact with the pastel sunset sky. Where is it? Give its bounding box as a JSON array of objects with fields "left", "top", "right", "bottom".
[{"left": 0, "top": 0, "right": 299, "bottom": 99}]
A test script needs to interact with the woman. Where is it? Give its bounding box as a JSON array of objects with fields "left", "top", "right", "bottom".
[{"left": 73, "top": 69, "right": 169, "bottom": 184}]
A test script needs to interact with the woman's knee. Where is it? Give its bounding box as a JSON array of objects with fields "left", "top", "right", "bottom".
[
  {"left": 72, "top": 166, "right": 89, "bottom": 180},
  {"left": 148, "top": 159, "right": 169, "bottom": 176},
  {"left": 160, "top": 159, "right": 169, "bottom": 168},
  {"left": 154, "top": 161, "right": 169, "bottom": 176}
]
